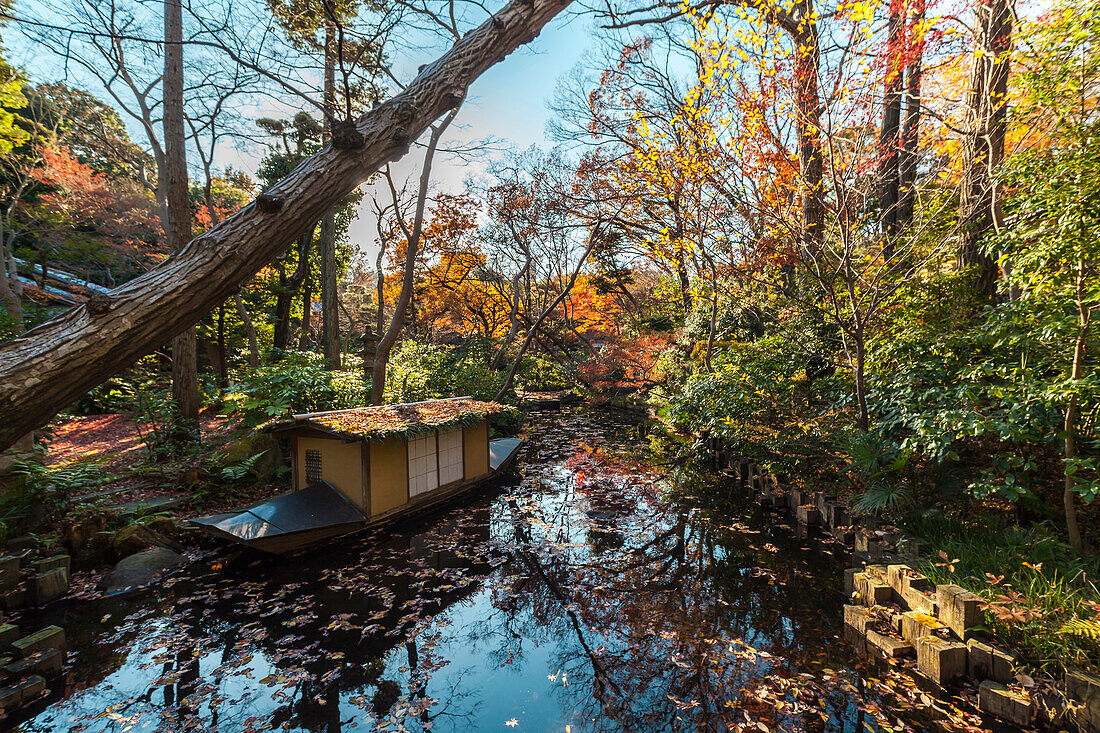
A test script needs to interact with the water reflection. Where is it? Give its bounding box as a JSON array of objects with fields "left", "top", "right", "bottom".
[{"left": 15, "top": 407, "right": 956, "bottom": 732}]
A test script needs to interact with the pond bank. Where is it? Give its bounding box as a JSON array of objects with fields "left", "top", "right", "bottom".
[
  {"left": 717, "top": 454, "right": 1100, "bottom": 732},
  {"left": 4, "top": 406, "right": 1038, "bottom": 731}
]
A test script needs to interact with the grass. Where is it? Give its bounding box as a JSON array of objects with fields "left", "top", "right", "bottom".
[{"left": 901, "top": 511, "right": 1100, "bottom": 674}]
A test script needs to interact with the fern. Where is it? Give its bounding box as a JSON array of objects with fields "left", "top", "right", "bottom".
[
  {"left": 853, "top": 484, "right": 911, "bottom": 513},
  {"left": 221, "top": 453, "right": 264, "bottom": 483},
  {"left": 1058, "top": 618, "right": 1100, "bottom": 639}
]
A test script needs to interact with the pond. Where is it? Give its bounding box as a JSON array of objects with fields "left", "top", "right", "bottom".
[{"left": 14, "top": 406, "right": 970, "bottom": 732}]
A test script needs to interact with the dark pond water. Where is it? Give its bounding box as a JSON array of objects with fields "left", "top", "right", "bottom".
[{"left": 13, "top": 407, "right": 975, "bottom": 732}]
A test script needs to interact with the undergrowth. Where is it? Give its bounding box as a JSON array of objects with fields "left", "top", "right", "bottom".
[{"left": 902, "top": 512, "right": 1100, "bottom": 673}]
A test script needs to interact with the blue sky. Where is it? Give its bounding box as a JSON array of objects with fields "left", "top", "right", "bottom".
[{"left": 349, "top": 10, "right": 597, "bottom": 260}]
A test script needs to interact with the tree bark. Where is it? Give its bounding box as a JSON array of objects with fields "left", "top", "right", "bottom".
[
  {"left": 0, "top": 232, "right": 22, "bottom": 327},
  {"left": 957, "top": 0, "right": 1012, "bottom": 299},
  {"left": 299, "top": 270, "right": 313, "bottom": 349},
  {"left": 374, "top": 240, "right": 387, "bottom": 339},
  {"left": 216, "top": 303, "right": 228, "bottom": 386},
  {"left": 320, "top": 16, "right": 341, "bottom": 370},
  {"left": 164, "top": 0, "right": 199, "bottom": 431},
  {"left": 1064, "top": 260, "right": 1090, "bottom": 555},
  {"left": 0, "top": 0, "right": 571, "bottom": 450},
  {"left": 877, "top": 0, "right": 904, "bottom": 255},
  {"left": 273, "top": 232, "right": 313, "bottom": 352},
  {"left": 790, "top": 2, "right": 825, "bottom": 252},
  {"left": 235, "top": 293, "right": 260, "bottom": 369},
  {"left": 853, "top": 331, "right": 869, "bottom": 431},
  {"left": 897, "top": 0, "right": 924, "bottom": 229}
]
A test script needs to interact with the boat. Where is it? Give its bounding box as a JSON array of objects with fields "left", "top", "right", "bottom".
[{"left": 191, "top": 397, "right": 524, "bottom": 554}]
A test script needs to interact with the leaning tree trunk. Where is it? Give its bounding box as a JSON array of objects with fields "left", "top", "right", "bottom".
[
  {"left": 957, "top": 0, "right": 1012, "bottom": 300},
  {"left": 0, "top": 0, "right": 573, "bottom": 451},
  {"left": 164, "top": 0, "right": 199, "bottom": 431}
]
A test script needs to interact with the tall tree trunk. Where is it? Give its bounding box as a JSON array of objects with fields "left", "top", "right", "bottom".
[
  {"left": 0, "top": 0, "right": 575, "bottom": 451},
  {"left": 320, "top": 16, "right": 341, "bottom": 370},
  {"left": 791, "top": 4, "right": 824, "bottom": 252},
  {"left": 273, "top": 232, "right": 312, "bottom": 352},
  {"left": 897, "top": 0, "right": 925, "bottom": 229},
  {"left": 370, "top": 108, "right": 460, "bottom": 405},
  {"left": 374, "top": 238, "right": 386, "bottom": 338},
  {"left": 675, "top": 255, "right": 692, "bottom": 314},
  {"left": 0, "top": 231, "right": 22, "bottom": 328},
  {"left": 164, "top": 0, "right": 199, "bottom": 432},
  {"left": 853, "top": 333, "right": 869, "bottom": 431},
  {"left": 299, "top": 270, "right": 313, "bottom": 350},
  {"left": 957, "top": 0, "right": 1012, "bottom": 300},
  {"left": 216, "top": 303, "right": 228, "bottom": 386},
  {"left": 700, "top": 248, "right": 718, "bottom": 373},
  {"left": 1064, "top": 260, "right": 1090, "bottom": 555},
  {"left": 0, "top": 230, "right": 32, "bottom": 476},
  {"left": 235, "top": 293, "right": 260, "bottom": 369},
  {"left": 877, "top": 0, "right": 905, "bottom": 256},
  {"left": 494, "top": 222, "right": 602, "bottom": 401}
]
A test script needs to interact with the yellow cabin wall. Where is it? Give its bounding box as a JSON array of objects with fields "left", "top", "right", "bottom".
[
  {"left": 296, "top": 437, "right": 366, "bottom": 511},
  {"left": 463, "top": 420, "right": 489, "bottom": 478},
  {"left": 369, "top": 437, "right": 408, "bottom": 516}
]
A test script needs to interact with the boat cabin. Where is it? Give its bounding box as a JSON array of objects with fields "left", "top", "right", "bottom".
[{"left": 267, "top": 397, "right": 513, "bottom": 521}]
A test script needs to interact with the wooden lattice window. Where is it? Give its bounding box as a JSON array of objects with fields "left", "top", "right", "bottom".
[{"left": 305, "top": 449, "right": 323, "bottom": 484}]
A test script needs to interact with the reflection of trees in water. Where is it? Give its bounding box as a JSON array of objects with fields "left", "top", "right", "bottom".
[
  {"left": 468, "top": 422, "right": 857, "bottom": 732},
  {"left": 41, "top": 502, "right": 497, "bottom": 733},
  {"left": 30, "top": 408, "right": 896, "bottom": 733}
]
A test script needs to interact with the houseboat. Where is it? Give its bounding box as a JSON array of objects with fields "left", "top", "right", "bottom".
[{"left": 191, "top": 397, "right": 523, "bottom": 554}]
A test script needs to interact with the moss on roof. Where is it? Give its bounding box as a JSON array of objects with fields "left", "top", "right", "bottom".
[{"left": 269, "top": 399, "right": 514, "bottom": 440}]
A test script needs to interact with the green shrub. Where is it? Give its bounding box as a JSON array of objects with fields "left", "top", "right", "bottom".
[
  {"left": 661, "top": 335, "right": 844, "bottom": 471},
  {"left": 514, "top": 355, "right": 574, "bottom": 392},
  {"left": 1, "top": 459, "right": 108, "bottom": 536},
  {"left": 385, "top": 340, "right": 503, "bottom": 403},
  {"left": 223, "top": 351, "right": 367, "bottom": 426}
]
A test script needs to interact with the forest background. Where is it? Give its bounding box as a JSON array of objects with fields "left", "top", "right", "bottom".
[{"left": 0, "top": 0, "right": 1096, "bottom": 674}]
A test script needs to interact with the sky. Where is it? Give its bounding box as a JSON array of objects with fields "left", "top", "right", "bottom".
[
  {"left": 344, "top": 11, "right": 598, "bottom": 263},
  {"left": 4, "top": 2, "right": 600, "bottom": 268}
]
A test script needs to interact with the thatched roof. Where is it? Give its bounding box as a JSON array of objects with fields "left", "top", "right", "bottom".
[{"left": 267, "top": 398, "right": 513, "bottom": 440}]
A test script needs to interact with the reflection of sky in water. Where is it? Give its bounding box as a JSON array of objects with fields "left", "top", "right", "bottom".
[{"left": 15, "top": 407, "right": 950, "bottom": 733}]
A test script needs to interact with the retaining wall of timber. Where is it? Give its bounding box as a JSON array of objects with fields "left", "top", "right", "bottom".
[{"left": 717, "top": 452, "right": 1100, "bottom": 733}]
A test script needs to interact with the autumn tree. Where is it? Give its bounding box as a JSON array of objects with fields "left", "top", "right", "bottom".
[
  {"left": 0, "top": 0, "right": 574, "bottom": 450},
  {"left": 370, "top": 104, "right": 461, "bottom": 403}
]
